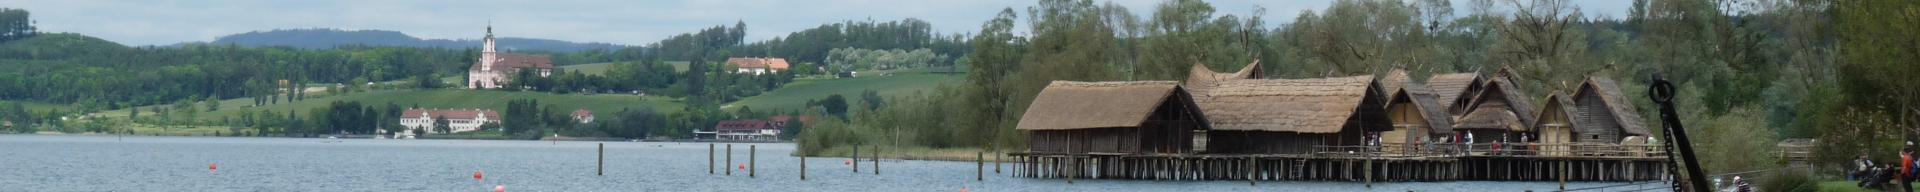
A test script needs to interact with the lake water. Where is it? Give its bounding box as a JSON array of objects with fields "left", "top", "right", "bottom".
[{"left": 0, "top": 135, "right": 1661, "bottom": 191}]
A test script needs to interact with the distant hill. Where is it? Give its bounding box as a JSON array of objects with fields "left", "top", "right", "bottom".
[{"left": 197, "top": 28, "right": 628, "bottom": 52}]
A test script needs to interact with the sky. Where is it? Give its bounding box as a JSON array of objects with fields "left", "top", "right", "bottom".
[{"left": 0, "top": 0, "right": 1634, "bottom": 46}]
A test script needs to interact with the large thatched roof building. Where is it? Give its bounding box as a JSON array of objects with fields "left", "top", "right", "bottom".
[
  {"left": 1452, "top": 77, "right": 1536, "bottom": 143},
  {"left": 1569, "top": 76, "right": 1650, "bottom": 144},
  {"left": 1016, "top": 81, "right": 1211, "bottom": 154},
  {"left": 1534, "top": 91, "right": 1578, "bottom": 156},
  {"left": 1195, "top": 76, "right": 1390, "bottom": 154}
]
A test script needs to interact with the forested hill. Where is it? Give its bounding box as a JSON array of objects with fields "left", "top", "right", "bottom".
[{"left": 196, "top": 28, "right": 627, "bottom": 53}]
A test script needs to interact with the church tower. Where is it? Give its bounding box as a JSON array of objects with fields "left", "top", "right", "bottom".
[{"left": 480, "top": 24, "right": 497, "bottom": 71}]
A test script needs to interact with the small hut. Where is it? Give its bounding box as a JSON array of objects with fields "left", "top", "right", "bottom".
[
  {"left": 1197, "top": 76, "right": 1390, "bottom": 154},
  {"left": 1427, "top": 73, "right": 1485, "bottom": 116},
  {"left": 1534, "top": 91, "right": 1578, "bottom": 156},
  {"left": 1451, "top": 78, "right": 1536, "bottom": 143},
  {"left": 1569, "top": 76, "right": 1650, "bottom": 144},
  {"left": 1016, "top": 81, "right": 1211, "bottom": 154},
  {"left": 1379, "top": 69, "right": 1455, "bottom": 154}
]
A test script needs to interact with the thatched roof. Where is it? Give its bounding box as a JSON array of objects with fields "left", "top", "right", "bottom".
[
  {"left": 1427, "top": 73, "right": 1482, "bottom": 111},
  {"left": 1016, "top": 81, "right": 1208, "bottom": 130},
  {"left": 1379, "top": 68, "right": 1412, "bottom": 98},
  {"left": 1573, "top": 76, "right": 1650, "bottom": 136},
  {"left": 1196, "top": 76, "right": 1387, "bottom": 133},
  {"left": 1186, "top": 61, "right": 1263, "bottom": 95},
  {"left": 1387, "top": 83, "right": 1456, "bottom": 134},
  {"left": 1533, "top": 91, "right": 1580, "bottom": 131},
  {"left": 1453, "top": 78, "right": 1536, "bottom": 131}
]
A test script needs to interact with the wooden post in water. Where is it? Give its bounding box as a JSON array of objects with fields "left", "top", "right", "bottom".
[
  {"left": 853, "top": 145, "right": 859, "bottom": 173},
  {"left": 1364, "top": 157, "right": 1373, "bottom": 188},
  {"left": 709, "top": 143, "right": 715, "bottom": 174},
  {"left": 977, "top": 151, "right": 984, "bottom": 181},
  {"left": 994, "top": 148, "right": 1002, "bottom": 174},
  {"left": 1249, "top": 157, "right": 1257, "bottom": 186},
  {"left": 801, "top": 154, "right": 807, "bottom": 180},
  {"left": 597, "top": 143, "right": 604, "bottom": 176},
  {"left": 873, "top": 146, "right": 880, "bottom": 175},
  {"left": 726, "top": 144, "right": 733, "bottom": 176},
  {"left": 750, "top": 145, "right": 756, "bottom": 178},
  {"left": 1559, "top": 160, "right": 1568, "bottom": 190}
]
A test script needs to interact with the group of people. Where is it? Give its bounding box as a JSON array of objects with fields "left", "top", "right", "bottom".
[{"left": 1856, "top": 142, "right": 1920, "bottom": 191}]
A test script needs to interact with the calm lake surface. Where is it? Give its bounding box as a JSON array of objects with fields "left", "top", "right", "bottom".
[{"left": 0, "top": 135, "right": 1659, "bottom": 191}]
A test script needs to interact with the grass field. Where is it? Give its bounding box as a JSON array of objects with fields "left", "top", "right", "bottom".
[
  {"left": 559, "top": 61, "right": 690, "bottom": 76},
  {"left": 92, "top": 89, "right": 686, "bottom": 122},
  {"left": 723, "top": 69, "right": 965, "bottom": 112}
]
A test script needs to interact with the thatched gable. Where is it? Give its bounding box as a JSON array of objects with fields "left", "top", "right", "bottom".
[
  {"left": 1388, "top": 85, "right": 1456, "bottom": 135},
  {"left": 1016, "top": 81, "right": 1207, "bottom": 131},
  {"left": 1196, "top": 76, "right": 1389, "bottom": 133},
  {"left": 1572, "top": 76, "right": 1650, "bottom": 136},
  {"left": 1185, "top": 61, "right": 1264, "bottom": 92},
  {"left": 1534, "top": 91, "right": 1580, "bottom": 130},
  {"left": 1453, "top": 78, "right": 1537, "bottom": 132},
  {"left": 1427, "top": 73, "right": 1484, "bottom": 114},
  {"left": 1380, "top": 68, "right": 1413, "bottom": 99}
]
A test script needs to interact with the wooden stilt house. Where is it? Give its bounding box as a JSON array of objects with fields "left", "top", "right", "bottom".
[
  {"left": 1569, "top": 76, "right": 1650, "bottom": 144},
  {"left": 1451, "top": 78, "right": 1536, "bottom": 143},
  {"left": 1534, "top": 91, "right": 1578, "bottom": 156},
  {"left": 1016, "top": 81, "right": 1211, "bottom": 154},
  {"left": 1379, "top": 69, "right": 1455, "bottom": 154},
  {"left": 1195, "top": 76, "right": 1391, "bottom": 154}
]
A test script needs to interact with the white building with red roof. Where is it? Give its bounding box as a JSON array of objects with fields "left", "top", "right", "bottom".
[
  {"left": 571, "top": 109, "right": 594, "bottom": 124},
  {"left": 398, "top": 108, "right": 500, "bottom": 137},
  {"left": 726, "top": 57, "right": 790, "bottom": 75},
  {"left": 468, "top": 25, "right": 555, "bottom": 89}
]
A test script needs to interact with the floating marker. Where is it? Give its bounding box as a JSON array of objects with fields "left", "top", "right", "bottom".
[
  {"left": 738, "top": 163, "right": 746, "bottom": 171},
  {"left": 474, "top": 170, "right": 484, "bottom": 181},
  {"left": 494, "top": 185, "right": 504, "bottom": 192},
  {"left": 960, "top": 187, "right": 969, "bottom": 192},
  {"left": 209, "top": 163, "right": 218, "bottom": 173}
]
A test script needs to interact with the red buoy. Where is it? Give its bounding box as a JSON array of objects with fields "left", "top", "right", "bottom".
[
  {"left": 209, "top": 163, "right": 218, "bottom": 173},
  {"left": 474, "top": 171, "right": 484, "bottom": 181},
  {"left": 738, "top": 163, "right": 745, "bottom": 170},
  {"left": 844, "top": 160, "right": 851, "bottom": 165},
  {"left": 494, "top": 185, "right": 505, "bottom": 192},
  {"left": 960, "top": 187, "right": 969, "bottom": 192}
]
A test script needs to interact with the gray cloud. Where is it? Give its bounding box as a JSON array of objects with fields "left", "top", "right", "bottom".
[{"left": 0, "top": 0, "right": 1629, "bottom": 46}]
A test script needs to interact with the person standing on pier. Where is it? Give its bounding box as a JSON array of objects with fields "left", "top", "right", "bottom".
[
  {"left": 1856, "top": 153, "right": 1875, "bottom": 181},
  {"left": 1899, "top": 142, "right": 1915, "bottom": 192}
]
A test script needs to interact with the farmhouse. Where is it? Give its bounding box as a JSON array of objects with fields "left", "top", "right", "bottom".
[
  {"left": 571, "top": 109, "right": 593, "bottom": 124},
  {"left": 727, "top": 57, "right": 791, "bottom": 75},
  {"left": 1196, "top": 76, "right": 1390, "bottom": 154},
  {"left": 1016, "top": 81, "right": 1210, "bottom": 154},
  {"left": 467, "top": 25, "right": 555, "bottom": 89}
]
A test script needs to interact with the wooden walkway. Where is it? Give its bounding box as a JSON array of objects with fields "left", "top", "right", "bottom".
[{"left": 1009, "top": 143, "right": 1670, "bottom": 182}]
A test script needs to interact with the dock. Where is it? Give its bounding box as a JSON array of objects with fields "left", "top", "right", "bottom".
[{"left": 1010, "top": 143, "right": 1669, "bottom": 182}]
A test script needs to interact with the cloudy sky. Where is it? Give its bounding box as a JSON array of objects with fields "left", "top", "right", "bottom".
[{"left": 0, "top": 0, "right": 1632, "bottom": 46}]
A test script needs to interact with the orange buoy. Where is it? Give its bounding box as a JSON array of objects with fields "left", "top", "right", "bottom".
[
  {"left": 474, "top": 171, "right": 484, "bottom": 181},
  {"left": 738, "top": 163, "right": 745, "bottom": 170},
  {"left": 209, "top": 163, "right": 218, "bottom": 173},
  {"left": 844, "top": 160, "right": 851, "bottom": 165},
  {"left": 960, "top": 187, "right": 969, "bottom": 192},
  {"left": 494, "top": 185, "right": 504, "bottom": 192}
]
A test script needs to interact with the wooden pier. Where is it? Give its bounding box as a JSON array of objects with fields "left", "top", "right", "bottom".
[{"left": 1009, "top": 143, "right": 1669, "bottom": 182}]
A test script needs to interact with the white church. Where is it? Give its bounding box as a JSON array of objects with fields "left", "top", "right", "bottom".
[{"left": 467, "top": 25, "right": 554, "bottom": 89}]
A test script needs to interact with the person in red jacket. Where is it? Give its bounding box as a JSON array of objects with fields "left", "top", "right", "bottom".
[{"left": 1901, "top": 142, "right": 1915, "bottom": 192}]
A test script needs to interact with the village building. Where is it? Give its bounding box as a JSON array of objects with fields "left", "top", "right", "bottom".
[
  {"left": 1195, "top": 76, "right": 1390, "bottom": 154},
  {"left": 1378, "top": 69, "right": 1455, "bottom": 154},
  {"left": 397, "top": 108, "right": 501, "bottom": 136},
  {"left": 1534, "top": 91, "right": 1578, "bottom": 156},
  {"left": 1016, "top": 81, "right": 1209, "bottom": 154},
  {"left": 726, "top": 57, "right": 791, "bottom": 75},
  {"left": 467, "top": 25, "right": 554, "bottom": 89},
  {"left": 704, "top": 119, "right": 783, "bottom": 141},
  {"left": 571, "top": 109, "right": 593, "bottom": 124},
  {"left": 1569, "top": 76, "right": 1650, "bottom": 144},
  {"left": 1451, "top": 78, "right": 1536, "bottom": 144},
  {"left": 1183, "top": 61, "right": 1263, "bottom": 94}
]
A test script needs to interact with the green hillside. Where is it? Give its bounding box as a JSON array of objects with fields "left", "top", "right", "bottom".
[
  {"left": 95, "top": 89, "right": 684, "bottom": 121},
  {"left": 724, "top": 69, "right": 965, "bottom": 112}
]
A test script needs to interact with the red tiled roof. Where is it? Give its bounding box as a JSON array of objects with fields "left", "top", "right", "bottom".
[
  {"left": 726, "top": 57, "right": 790, "bottom": 70},
  {"left": 572, "top": 109, "right": 593, "bottom": 118},
  {"left": 400, "top": 108, "right": 499, "bottom": 120}
]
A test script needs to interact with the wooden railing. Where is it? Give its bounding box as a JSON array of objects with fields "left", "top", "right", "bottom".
[{"left": 1313, "top": 142, "right": 1669, "bottom": 158}]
